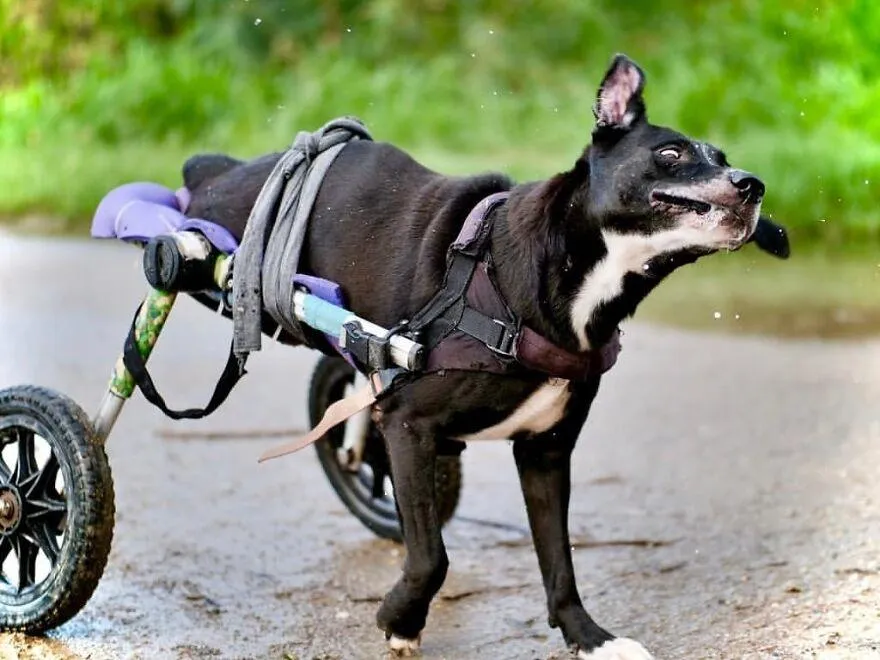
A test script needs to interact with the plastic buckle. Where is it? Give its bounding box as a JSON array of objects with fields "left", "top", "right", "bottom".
[{"left": 488, "top": 319, "right": 518, "bottom": 358}]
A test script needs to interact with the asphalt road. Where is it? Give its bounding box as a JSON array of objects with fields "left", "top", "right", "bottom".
[{"left": 0, "top": 233, "right": 877, "bottom": 660}]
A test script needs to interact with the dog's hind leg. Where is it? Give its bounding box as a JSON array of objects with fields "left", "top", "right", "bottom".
[
  {"left": 374, "top": 411, "right": 448, "bottom": 655},
  {"left": 513, "top": 419, "right": 654, "bottom": 659}
]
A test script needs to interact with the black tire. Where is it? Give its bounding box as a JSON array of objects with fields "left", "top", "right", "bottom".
[
  {"left": 309, "top": 357, "right": 461, "bottom": 543},
  {"left": 0, "top": 385, "right": 115, "bottom": 634}
]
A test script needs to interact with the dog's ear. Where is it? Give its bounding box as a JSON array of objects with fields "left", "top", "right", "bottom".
[
  {"left": 749, "top": 216, "right": 791, "bottom": 259},
  {"left": 593, "top": 54, "right": 647, "bottom": 134}
]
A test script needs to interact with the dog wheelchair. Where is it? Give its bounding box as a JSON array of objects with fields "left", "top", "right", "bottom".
[{"left": 0, "top": 180, "right": 462, "bottom": 634}]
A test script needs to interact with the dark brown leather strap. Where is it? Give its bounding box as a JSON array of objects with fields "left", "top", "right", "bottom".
[{"left": 516, "top": 327, "right": 621, "bottom": 380}]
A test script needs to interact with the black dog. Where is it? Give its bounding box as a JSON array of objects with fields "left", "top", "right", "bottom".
[{"left": 181, "top": 54, "right": 785, "bottom": 658}]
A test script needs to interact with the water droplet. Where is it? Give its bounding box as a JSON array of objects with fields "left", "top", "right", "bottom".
[
  {"left": 799, "top": 111, "right": 805, "bottom": 117},
  {"left": 818, "top": 218, "right": 827, "bottom": 223},
  {"left": 713, "top": 311, "right": 722, "bottom": 320},
  {"left": 493, "top": 90, "right": 498, "bottom": 96},
  {"left": 489, "top": 29, "right": 495, "bottom": 35},
  {"left": 346, "top": 27, "right": 352, "bottom": 33},
  {"left": 471, "top": 52, "right": 476, "bottom": 58},
  {"left": 254, "top": 17, "right": 262, "bottom": 25},
  {"left": 865, "top": 179, "right": 870, "bottom": 185},
  {"left": 783, "top": 30, "right": 788, "bottom": 36},
  {"left": 553, "top": 107, "right": 559, "bottom": 113},
  {"left": 735, "top": 314, "right": 741, "bottom": 320}
]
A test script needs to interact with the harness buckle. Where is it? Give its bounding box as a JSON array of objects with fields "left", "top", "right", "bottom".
[{"left": 488, "top": 319, "right": 519, "bottom": 358}]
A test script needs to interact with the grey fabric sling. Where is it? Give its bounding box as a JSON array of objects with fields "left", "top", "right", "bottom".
[{"left": 232, "top": 116, "right": 372, "bottom": 366}]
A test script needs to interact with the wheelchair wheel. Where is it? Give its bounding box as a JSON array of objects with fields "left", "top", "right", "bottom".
[
  {"left": 0, "top": 385, "right": 115, "bottom": 634},
  {"left": 309, "top": 357, "right": 461, "bottom": 543}
]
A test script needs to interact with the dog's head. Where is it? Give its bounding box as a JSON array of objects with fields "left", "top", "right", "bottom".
[
  {"left": 584, "top": 54, "right": 764, "bottom": 258},
  {"left": 554, "top": 54, "right": 785, "bottom": 349}
]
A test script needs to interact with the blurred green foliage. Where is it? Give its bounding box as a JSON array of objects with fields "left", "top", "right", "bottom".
[{"left": 1, "top": 0, "right": 879, "bottom": 245}]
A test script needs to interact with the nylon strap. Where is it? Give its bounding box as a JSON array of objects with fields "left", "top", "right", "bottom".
[{"left": 122, "top": 302, "right": 245, "bottom": 420}]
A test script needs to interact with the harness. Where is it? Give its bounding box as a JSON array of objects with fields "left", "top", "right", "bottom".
[{"left": 405, "top": 192, "right": 621, "bottom": 381}]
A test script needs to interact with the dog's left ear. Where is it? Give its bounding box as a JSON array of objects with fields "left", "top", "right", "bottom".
[
  {"left": 749, "top": 216, "right": 791, "bottom": 259},
  {"left": 593, "top": 54, "right": 647, "bottom": 135}
]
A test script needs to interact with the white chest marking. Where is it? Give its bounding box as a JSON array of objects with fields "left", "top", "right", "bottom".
[
  {"left": 569, "top": 227, "right": 719, "bottom": 349},
  {"left": 457, "top": 380, "right": 571, "bottom": 442}
]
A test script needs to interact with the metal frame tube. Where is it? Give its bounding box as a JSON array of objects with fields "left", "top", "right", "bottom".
[{"left": 92, "top": 288, "right": 178, "bottom": 442}]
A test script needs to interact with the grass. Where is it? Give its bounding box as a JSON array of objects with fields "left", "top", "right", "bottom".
[{"left": 2, "top": 1, "right": 880, "bottom": 247}]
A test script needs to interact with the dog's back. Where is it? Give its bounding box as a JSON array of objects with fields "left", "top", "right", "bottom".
[{"left": 184, "top": 140, "right": 512, "bottom": 327}]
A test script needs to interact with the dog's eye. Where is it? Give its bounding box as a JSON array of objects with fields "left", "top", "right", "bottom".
[{"left": 658, "top": 147, "right": 682, "bottom": 160}]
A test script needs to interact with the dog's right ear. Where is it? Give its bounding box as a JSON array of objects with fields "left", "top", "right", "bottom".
[{"left": 593, "top": 54, "right": 647, "bottom": 136}]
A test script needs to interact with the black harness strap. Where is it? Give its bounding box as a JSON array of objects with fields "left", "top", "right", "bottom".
[
  {"left": 122, "top": 302, "right": 245, "bottom": 420},
  {"left": 456, "top": 305, "right": 519, "bottom": 357},
  {"left": 407, "top": 192, "right": 509, "bottom": 348}
]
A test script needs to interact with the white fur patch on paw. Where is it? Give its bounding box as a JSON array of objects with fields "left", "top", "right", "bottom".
[
  {"left": 388, "top": 633, "right": 421, "bottom": 656},
  {"left": 577, "top": 637, "right": 654, "bottom": 660}
]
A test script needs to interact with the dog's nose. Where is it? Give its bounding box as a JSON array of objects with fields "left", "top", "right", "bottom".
[{"left": 729, "top": 170, "right": 765, "bottom": 203}]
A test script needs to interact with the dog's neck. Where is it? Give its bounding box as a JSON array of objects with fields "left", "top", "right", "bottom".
[{"left": 490, "top": 159, "right": 699, "bottom": 352}]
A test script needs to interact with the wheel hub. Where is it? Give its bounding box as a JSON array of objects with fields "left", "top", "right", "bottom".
[{"left": 0, "top": 488, "right": 22, "bottom": 534}]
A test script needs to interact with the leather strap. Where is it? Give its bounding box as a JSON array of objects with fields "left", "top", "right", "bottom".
[
  {"left": 516, "top": 326, "right": 621, "bottom": 379},
  {"left": 258, "top": 371, "right": 391, "bottom": 463}
]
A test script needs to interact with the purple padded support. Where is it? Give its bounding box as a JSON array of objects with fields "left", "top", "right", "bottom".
[
  {"left": 292, "top": 274, "right": 356, "bottom": 366},
  {"left": 90, "top": 182, "right": 239, "bottom": 254}
]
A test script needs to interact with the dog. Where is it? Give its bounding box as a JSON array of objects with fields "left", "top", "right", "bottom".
[{"left": 180, "top": 54, "right": 784, "bottom": 659}]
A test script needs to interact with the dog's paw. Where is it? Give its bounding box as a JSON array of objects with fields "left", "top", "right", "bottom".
[
  {"left": 577, "top": 637, "right": 654, "bottom": 660},
  {"left": 388, "top": 633, "right": 422, "bottom": 657}
]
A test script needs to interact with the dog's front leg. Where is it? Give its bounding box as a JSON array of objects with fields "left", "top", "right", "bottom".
[
  {"left": 513, "top": 427, "right": 654, "bottom": 660},
  {"left": 374, "top": 410, "right": 448, "bottom": 656}
]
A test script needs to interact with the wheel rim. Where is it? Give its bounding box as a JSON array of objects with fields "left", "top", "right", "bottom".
[
  {"left": 325, "top": 376, "right": 399, "bottom": 524},
  {"left": 0, "top": 415, "right": 69, "bottom": 604}
]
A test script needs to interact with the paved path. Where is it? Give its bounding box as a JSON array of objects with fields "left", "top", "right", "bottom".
[{"left": 0, "top": 234, "right": 877, "bottom": 659}]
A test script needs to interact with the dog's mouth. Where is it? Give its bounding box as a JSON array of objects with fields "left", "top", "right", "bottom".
[{"left": 650, "top": 191, "right": 712, "bottom": 215}]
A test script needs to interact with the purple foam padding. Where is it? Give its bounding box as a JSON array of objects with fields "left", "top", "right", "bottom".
[
  {"left": 293, "top": 274, "right": 346, "bottom": 307},
  {"left": 113, "top": 201, "right": 188, "bottom": 243},
  {"left": 293, "top": 274, "right": 356, "bottom": 366},
  {"left": 179, "top": 218, "right": 239, "bottom": 254},
  {"left": 90, "top": 181, "right": 239, "bottom": 253},
  {"left": 91, "top": 182, "right": 181, "bottom": 238},
  {"left": 175, "top": 186, "right": 192, "bottom": 213}
]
